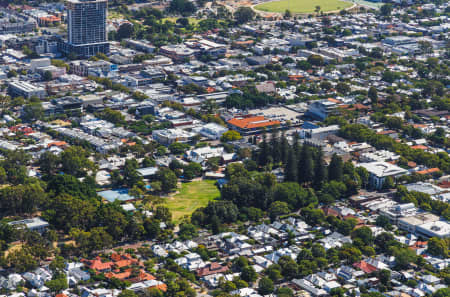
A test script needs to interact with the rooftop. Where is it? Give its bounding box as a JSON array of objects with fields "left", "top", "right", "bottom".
[{"left": 228, "top": 116, "right": 280, "bottom": 130}]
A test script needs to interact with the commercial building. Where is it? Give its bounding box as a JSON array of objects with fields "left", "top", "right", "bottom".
[
  {"left": 397, "top": 213, "right": 439, "bottom": 234},
  {"left": 125, "top": 39, "right": 156, "bottom": 53},
  {"left": 227, "top": 116, "right": 281, "bottom": 135},
  {"left": 301, "top": 125, "right": 340, "bottom": 140},
  {"left": 70, "top": 60, "right": 114, "bottom": 76},
  {"left": 194, "top": 123, "right": 228, "bottom": 140},
  {"left": 8, "top": 81, "right": 46, "bottom": 99},
  {"left": 59, "top": 0, "right": 109, "bottom": 57},
  {"left": 416, "top": 221, "right": 450, "bottom": 239},
  {"left": 160, "top": 45, "right": 195, "bottom": 62},
  {"left": 43, "top": 97, "right": 83, "bottom": 116},
  {"left": 306, "top": 100, "right": 338, "bottom": 120},
  {"left": 357, "top": 162, "right": 408, "bottom": 190},
  {"left": 152, "top": 128, "right": 197, "bottom": 145}
]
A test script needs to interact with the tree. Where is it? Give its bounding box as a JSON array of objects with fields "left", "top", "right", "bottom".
[
  {"left": 314, "top": 148, "right": 326, "bottom": 188},
  {"left": 6, "top": 248, "right": 37, "bottom": 272},
  {"left": 427, "top": 237, "right": 448, "bottom": 258},
  {"left": 393, "top": 247, "right": 416, "bottom": 269},
  {"left": 178, "top": 223, "right": 197, "bottom": 240},
  {"left": 307, "top": 54, "right": 324, "bottom": 66},
  {"left": 378, "top": 269, "right": 391, "bottom": 286},
  {"left": 266, "top": 264, "right": 283, "bottom": 282},
  {"left": 43, "top": 70, "right": 52, "bottom": 81},
  {"left": 418, "top": 41, "right": 433, "bottom": 54},
  {"left": 277, "top": 287, "right": 294, "bottom": 297},
  {"left": 45, "top": 277, "right": 68, "bottom": 293},
  {"left": 298, "top": 145, "right": 314, "bottom": 185},
  {"left": 380, "top": 4, "right": 393, "bottom": 16},
  {"left": 234, "top": 7, "right": 255, "bottom": 24},
  {"left": 221, "top": 130, "right": 242, "bottom": 142},
  {"left": 268, "top": 201, "right": 290, "bottom": 221},
  {"left": 38, "top": 151, "right": 60, "bottom": 177},
  {"left": 22, "top": 103, "right": 44, "bottom": 121},
  {"left": 118, "top": 290, "right": 138, "bottom": 297},
  {"left": 154, "top": 206, "right": 172, "bottom": 223},
  {"left": 328, "top": 154, "right": 343, "bottom": 181},
  {"left": 336, "top": 82, "right": 350, "bottom": 95},
  {"left": 117, "top": 23, "right": 134, "bottom": 40},
  {"left": 351, "top": 226, "right": 373, "bottom": 246},
  {"left": 60, "top": 146, "right": 95, "bottom": 177},
  {"left": 258, "top": 277, "right": 274, "bottom": 295},
  {"left": 168, "top": 142, "right": 190, "bottom": 155},
  {"left": 123, "top": 159, "right": 142, "bottom": 187},
  {"left": 376, "top": 215, "right": 392, "bottom": 230},
  {"left": 433, "top": 288, "right": 450, "bottom": 297},
  {"left": 155, "top": 168, "right": 178, "bottom": 192},
  {"left": 49, "top": 256, "right": 65, "bottom": 273},
  {"left": 241, "top": 266, "right": 257, "bottom": 283},
  {"left": 183, "top": 162, "right": 202, "bottom": 180},
  {"left": 285, "top": 148, "right": 297, "bottom": 182},
  {"left": 382, "top": 70, "right": 397, "bottom": 83},
  {"left": 284, "top": 9, "right": 292, "bottom": 18},
  {"left": 168, "top": 0, "right": 196, "bottom": 15}
]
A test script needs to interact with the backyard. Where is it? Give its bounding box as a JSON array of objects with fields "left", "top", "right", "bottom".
[
  {"left": 254, "top": 0, "right": 353, "bottom": 14},
  {"left": 164, "top": 179, "right": 220, "bottom": 223}
]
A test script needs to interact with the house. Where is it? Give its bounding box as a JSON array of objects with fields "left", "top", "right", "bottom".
[
  {"left": 174, "top": 253, "right": 206, "bottom": 271},
  {"left": 8, "top": 217, "right": 49, "bottom": 233},
  {"left": 196, "top": 262, "right": 229, "bottom": 277},
  {"left": 292, "top": 279, "right": 327, "bottom": 296},
  {"left": 186, "top": 146, "right": 224, "bottom": 163},
  {"left": 353, "top": 260, "right": 379, "bottom": 274},
  {"left": 82, "top": 257, "right": 114, "bottom": 272},
  {"left": 127, "top": 279, "right": 167, "bottom": 292},
  {"left": 68, "top": 267, "right": 91, "bottom": 286},
  {"left": 421, "top": 275, "right": 440, "bottom": 285}
]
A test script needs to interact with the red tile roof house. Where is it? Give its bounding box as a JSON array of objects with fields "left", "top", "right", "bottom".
[
  {"left": 105, "top": 269, "right": 155, "bottom": 283},
  {"left": 82, "top": 257, "right": 114, "bottom": 272},
  {"left": 353, "top": 260, "right": 378, "bottom": 274},
  {"left": 196, "top": 263, "right": 229, "bottom": 277},
  {"left": 82, "top": 253, "right": 143, "bottom": 273}
]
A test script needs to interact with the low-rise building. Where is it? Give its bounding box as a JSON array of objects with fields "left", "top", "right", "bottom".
[
  {"left": 227, "top": 115, "right": 280, "bottom": 135},
  {"left": 357, "top": 162, "right": 408, "bottom": 190},
  {"left": 8, "top": 217, "right": 49, "bottom": 233},
  {"left": 8, "top": 81, "right": 46, "bottom": 99}
]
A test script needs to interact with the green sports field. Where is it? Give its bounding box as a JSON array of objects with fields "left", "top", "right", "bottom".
[
  {"left": 164, "top": 179, "right": 219, "bottom": 223},
  {"left": 254, "top": 0, "right": 353, "bottom": 13}
]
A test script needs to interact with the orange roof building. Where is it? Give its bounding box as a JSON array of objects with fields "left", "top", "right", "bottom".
[
  {"left": 411, "top": 145, "right": 428, "bottom": 150},
  {"left": 416, "top": 168, "right": 440, "bottom": 175},
  {"left": 227, "top": 116, "right": 280, "bottom": 135},
  {"left": 354, "top": 260, "right": 378, "bottom": 274},
  {"left": 82, "top": 257, "right": 113, "bottom": 272}
]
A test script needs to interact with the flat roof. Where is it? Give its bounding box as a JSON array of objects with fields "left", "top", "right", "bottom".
[
  {"left": 228, "top": 116, "right": 280, "bottom": 130},
  {"left": 417, "top": 221, "right": 450, "bottom": 237},
  {"left": 357, "top": 161, "right": 408, "bottom": 178}
]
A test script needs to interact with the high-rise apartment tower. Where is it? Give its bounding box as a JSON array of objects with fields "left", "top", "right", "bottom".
[{"left": 60, "top": 0, "right": 109, "bottom": 57}]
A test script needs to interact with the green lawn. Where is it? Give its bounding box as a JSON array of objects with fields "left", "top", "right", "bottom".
[
  {"left": 164, "top": 180, "right": 219, "bottom": 223},
  {"left": 254, "top": 0, "right": 353, "bottom": 13}
]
